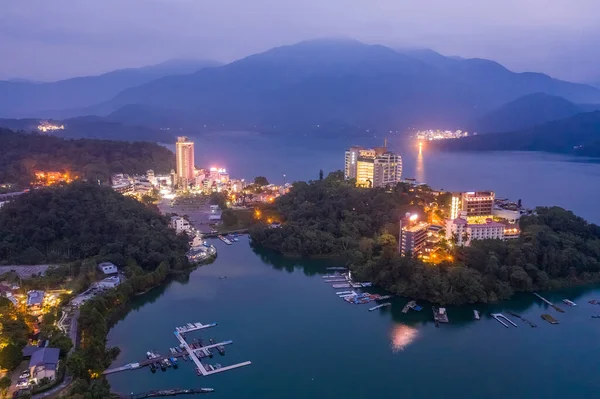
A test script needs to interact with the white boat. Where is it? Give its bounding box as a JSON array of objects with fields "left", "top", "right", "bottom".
[
  {"left": 473, "top": 310, "right": 480, "bottom": 320},
  {"left": 562, "top": 299, "right": 577, "bottom": 306}
]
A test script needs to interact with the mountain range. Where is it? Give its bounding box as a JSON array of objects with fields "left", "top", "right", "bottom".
[
  {"left": 1, "top": 39, "right": 600, "bottom": 138},
  {"left": 0, "top": 59, "right": 220, "bottom": 118}
]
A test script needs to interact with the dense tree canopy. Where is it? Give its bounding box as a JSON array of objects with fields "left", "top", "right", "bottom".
[
  {"left": 251, "top": 175, "right": 600, "bottom": 304},
  {"left": 0, "top": 128, "right": 175, "bottom": 187},
  {"left": 0, "top": 182, "right": 189, "bottom": 270},
  {"left": 250, "top": 172, "right": 428, "bottom": 256}
]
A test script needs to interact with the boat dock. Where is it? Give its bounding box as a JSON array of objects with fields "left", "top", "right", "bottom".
[
  {"left": 402, "top": 300, "right": 416, "bottom": 313},
  {"left": 507, "top": 311, "right": 537, "bottom": 327},
  {"left": 103, "top": 321, "right": 251, "bottom": 377},
  {"left": 369, "top": 302, "right": 391, "bottom": 312},
  {"left": 533, "top": 293, "right": 564, "bottom": 313},
  {"left": 541, "top": 314, "right": 559, "bottom": 324},
  {"left": 491, "top": 313, "right": 517, "bottom": 328},
  {"left": 432, "top": 307, "right": 449, "bottom": 327}
]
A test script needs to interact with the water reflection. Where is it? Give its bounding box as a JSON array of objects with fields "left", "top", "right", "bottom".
[
  {"left": 390, "top": 323, "right": 419, "bottom": 352},
  {"left": 415, "top": 141, "right": 424, "bottom": 183}
]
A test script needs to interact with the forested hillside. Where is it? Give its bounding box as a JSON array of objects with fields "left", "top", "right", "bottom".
[
  {"left": 0, "top": 128, "right": 175, "bottom": 187},
  {"left": 0, "top": 182, "right": 189, "bottom": 268}
]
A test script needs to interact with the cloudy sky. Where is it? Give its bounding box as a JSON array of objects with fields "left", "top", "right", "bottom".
[{"left": 2, "top": 0, "right": 599, "bottom": 83}]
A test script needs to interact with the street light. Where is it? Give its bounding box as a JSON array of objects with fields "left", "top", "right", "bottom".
[{"left": 283, "top": 174, "right": 286, "bottom": 185}]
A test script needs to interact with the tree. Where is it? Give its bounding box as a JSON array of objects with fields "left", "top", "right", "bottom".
[
  {"left": 221, "top": 210, "right": 239, "bottom": 227},
  {"left": 66, "top": 351, "right": 87, "bottom": 379},
  {"left": 319, "top": 169, "right": 324, "bottom": 180},
  {"left": 0, "top": 344, "right": 23, "bottom": 371},
  {"left": 254, "top": 176, "right": 269, "bottom": 186},
  {"left": 0, "top": 376, "right": 11, "bottom": 397},
  {"left": 50, "top": 333, "right": 73, "bottom": 356}
]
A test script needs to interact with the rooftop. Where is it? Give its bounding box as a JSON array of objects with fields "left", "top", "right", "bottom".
[{"left": 29, "top": 347, "right": 60, "bottom": 369}]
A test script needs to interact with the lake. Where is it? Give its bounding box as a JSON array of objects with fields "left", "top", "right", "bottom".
[
  {"left": 166, "top": 132, "right": 600, "bottom": 223},
  {"left": 108, "top": 237, "right": 600, "bottom": 399},
  {"left": 110, "top": 135, "right": 600, "bottom": 397}
]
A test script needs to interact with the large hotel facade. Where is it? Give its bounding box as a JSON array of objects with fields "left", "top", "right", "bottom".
[
  {"left": 344, "top": 145, "right": 402, "bottom": 188},
  {"left": 175, "top": 136, "right": 195, "bottom": 187}
]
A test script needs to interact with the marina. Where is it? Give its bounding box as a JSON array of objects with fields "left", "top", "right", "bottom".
[{"left": 104, "top": 321, "right": 250, "bottom": 377}]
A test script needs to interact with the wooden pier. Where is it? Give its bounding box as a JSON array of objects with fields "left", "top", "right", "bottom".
[
  {"left": 533, "top": 293, "right": 565, "bottom": 313},
  {"left": 103, "top": 320, "right": 251, "bottom": 377}
]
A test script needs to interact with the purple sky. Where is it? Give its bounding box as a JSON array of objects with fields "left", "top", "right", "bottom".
[{"left": 2, "top": 0, "right": 600, "bottom": 83}]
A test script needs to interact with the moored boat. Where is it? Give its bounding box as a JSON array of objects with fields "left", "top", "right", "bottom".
[
  {"left": 562, "top": 299, "right": 577, "bottom": 306},
  {"left": 473, "top": 310, "right": 480, "bottom": 320}
]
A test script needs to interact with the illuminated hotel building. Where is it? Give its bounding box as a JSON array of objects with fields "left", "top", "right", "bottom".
[
  {"left": 399, "top": 214, "right": 429, "bottom": 256},
  {"left": 176, "top": 136, "right": 195, "bottom": 187},
  {"left": 374, "top": 153, "right": 402, "bottom": 188},
  {"left": 450, "top": 191, "right": 495, "bottom": 219},
  {"left": 345, "top": 145, "right": 402, "bottom": 188}
]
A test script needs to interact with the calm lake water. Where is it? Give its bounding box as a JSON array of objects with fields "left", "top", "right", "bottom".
[
  {"left": 111, "top": 134, "right": 600, "bottom": 397},
  {"left": 108, "top": 237, "right": 600, "bottom": 399}
]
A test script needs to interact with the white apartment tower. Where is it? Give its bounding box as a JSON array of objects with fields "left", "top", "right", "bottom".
[
  {"left": 374, "top": 153, "right": 402, "bottom": 188},
  {"left": 176, "top": 136, "right": 195, "bottom": 187}
]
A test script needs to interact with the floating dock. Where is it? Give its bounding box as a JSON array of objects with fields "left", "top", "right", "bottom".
[
  {"left": 332, "top": 284, "right": 351, "bottom": 288},
  {"left": 103, "top": 321, "right": 251, "bottom": 377},
  {"left": 432, "top": 307, "right": 449, "bottom": 326},
  {"left": 124, "top": 388, "right": 214, "bottom": 398},
  {"left": 491, "top": 313, "right": 517, "bottom": 328},
  {"left": 507, "top": 311, "right": 537, "bottom": 328},
  {"left": 402, "top": 300, "right": 416, "bottom": 314},
  {"left": 533, "top": 293, "right": 564, "bottom": 313},
  {"left": 369, "top": 303, "right": 391, "bottom": 312},
  {"left": 541, "top": 314, "right": 559, "bottom": 324}
]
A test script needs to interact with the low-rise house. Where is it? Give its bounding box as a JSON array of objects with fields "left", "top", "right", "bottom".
[
  {"left": 97, "top": 276, "right": 121, "bottom": 289},
  {"left": 98, "top": 262, "right": 118, "bottom": 275},
  {"left": 27, "top": 290, "right": 45, "bottom": 311},
  {"left": 29, "top": 347, "right": 60, "bottom": 382}
]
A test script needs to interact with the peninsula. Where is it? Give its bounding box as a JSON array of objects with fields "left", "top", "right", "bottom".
[{"left": 250, "top": 171, "right": 600, "bottom": 304}]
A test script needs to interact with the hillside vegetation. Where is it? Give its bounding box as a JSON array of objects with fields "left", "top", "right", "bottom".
[
  {"left": 0, "top": 182, "right": 189, "bottom": 269},
  {"left": 0, "top": 128, "right": 175, "bottom": 187}
]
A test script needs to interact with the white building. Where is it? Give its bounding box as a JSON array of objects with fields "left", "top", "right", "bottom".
[
  {"left": 492, "top": 207, "right": 521, "bottom": 223},
  {"left": 98, "top": 276, "right": 121, "bottom": 289},
  {"left": 98, "top": 262, "right": 118, "bottom": 275},
  {"left": 170, "top": 216, "right": 191, "bottom": 234},
  {"left": 445, "top": 217, "right": 505, "bottom": 246},
  {"left": 374, "top": 153, "right": 402, "bottom": 188}
]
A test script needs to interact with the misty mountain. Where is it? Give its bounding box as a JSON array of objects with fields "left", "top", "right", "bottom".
[
  {"left": 0, "top": 117, "right": 174, "bottom": 143},
  {"left": 434, "top": 111, "right": 600, "bottom": 157},
  {"left": 99, "top": 40, "right": 600, "bottom": 130},
  {"left": 0, "top": 59, "right": 220, "bottom": 118},
  {"left": 473, "top": 93, "right": 584, "bottom": 133}
]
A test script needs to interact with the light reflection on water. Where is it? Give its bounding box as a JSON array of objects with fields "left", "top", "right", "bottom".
[{"left": 390, "top": 323, "right": 419, "bottom": 352}]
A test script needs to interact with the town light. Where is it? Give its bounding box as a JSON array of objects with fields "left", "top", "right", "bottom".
[{"left": 409, "top": 214, "right": 418, "bottom": 221}]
